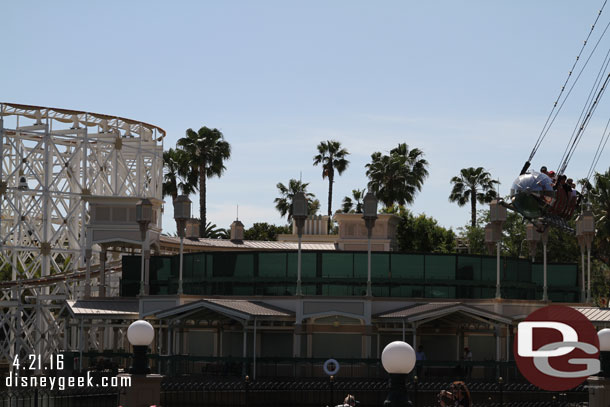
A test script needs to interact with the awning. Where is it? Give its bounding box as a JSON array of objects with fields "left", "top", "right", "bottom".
[
  {"left": 65, "top": 299, "right": 139, "bottom": 319},
  {"left": 376, "top": 302, "right": 512, "bottom": 325},
  {"left": 155, "top": 299, "right": 293, "bottom": 323}
]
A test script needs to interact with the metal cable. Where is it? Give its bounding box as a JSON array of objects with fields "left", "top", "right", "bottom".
[
  {"left": 559, "top": 71, "right": 610, "bottom": 175},
  {"left": 557, "top": 44, "right": 610, "bottom": 173},
  {"left": 528, "top": 1, "right": 607, "bottom": 162}
]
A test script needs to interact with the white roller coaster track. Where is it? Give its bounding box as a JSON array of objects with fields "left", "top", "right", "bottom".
[{"left": 0, "top": 103, "right": 164, "bottom": 364}]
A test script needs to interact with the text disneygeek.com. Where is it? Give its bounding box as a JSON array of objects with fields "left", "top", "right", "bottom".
[{"left": 5, "top": 372, "right": 131, "bottom": 391}]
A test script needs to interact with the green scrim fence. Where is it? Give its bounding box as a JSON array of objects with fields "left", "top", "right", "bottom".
[{"left": 120, "top": 251, "right": 579, "bottom": 301}]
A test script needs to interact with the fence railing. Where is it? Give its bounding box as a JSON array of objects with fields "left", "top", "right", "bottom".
[
  {"left": 63, "top": 352, "right": 535, "bottom": 382},
  {"left": 160, "top": 377, "right": 588, "bottom": 407},
  {"left": 0, "top": 387, "right": 118, "bottom": 407}
]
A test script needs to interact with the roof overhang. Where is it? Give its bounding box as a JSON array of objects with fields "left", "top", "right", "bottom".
[{"left": 376, "top": 302, "right": 512, "bottom": 325}]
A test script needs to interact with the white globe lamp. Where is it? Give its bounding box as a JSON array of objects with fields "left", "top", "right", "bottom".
[
  {"left": 127, "top": 320, "right": 154, "bottom": 374},
  {"left": 381, "top": 341, "right": 416, "bottom": 406},
  {"left": 128, "top": 320, "right": 154, "bottom": 346},
  {"left": 599, "top": 328, "right": 610, "bottom": 378},
  {"left": 382, "top": 341, "right": 416, "bottom": 374}
]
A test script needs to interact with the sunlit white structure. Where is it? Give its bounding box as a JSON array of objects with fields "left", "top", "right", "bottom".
[{"left": 0, "top": 103, "right": 163, "bottom": 364}]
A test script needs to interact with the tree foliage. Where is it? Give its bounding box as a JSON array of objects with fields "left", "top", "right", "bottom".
[
  {"left": 162, "top": 148, "right": 198, "bottom": 200},
  {"left": 365, "top": 143, "right": 429, "bottom": 208},
  {"left": 449, "top": 167, "right": 498, "bottom": 228},
  {"left": 274, "top": 179, "right": 318, "bottom": 221},
  {"left": 385, "top": 206, "right": 455, "bottom": 253},
  {"left": 177, "top": 127, "right": 231, "bottom": 237},
  {"left": 341, "top": 188, "right": 366, "bottom": 213},
  {"left": 244, "top": 223, "right": 292, "bottom": 241},
  {"left": 313, "top": 140, "right": 350, "bottom": 219}
]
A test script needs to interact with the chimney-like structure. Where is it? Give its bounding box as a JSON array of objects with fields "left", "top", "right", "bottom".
[{"left": 230, "top": 220, "right": 244, "bottom": 241}]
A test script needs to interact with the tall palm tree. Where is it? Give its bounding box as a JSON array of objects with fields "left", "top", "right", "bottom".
[
  {"left": 162, "top": 148, "right": 197, "bottom": 200},
  {"left": 449, "top": 167, "right": 498, "bottom": 228},
  {"left": 274, "top": 179, "right": 317, "bottom": 221},
  {"left": 313, "top": 141, "right": 350, "bottom": 221},
  {"left": 365, "top": 143, "right": 429, "bottom": 208},
  {"left": 177, "top": 127, "right": 231, "bottom": 237},
  {"left": 342, "top": 188, "right": 366, "bottom": 213}
]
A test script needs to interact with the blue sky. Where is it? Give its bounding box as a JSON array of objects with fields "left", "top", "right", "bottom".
[{"left": 4, "top": 1, "right": 609, "bottom": 234}]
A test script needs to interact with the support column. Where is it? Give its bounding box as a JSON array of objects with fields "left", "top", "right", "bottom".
[
  {"left": 542, "top": 230, "right": 549, "bottom": 301},
  {"left": 85, "top": 249, "right": 92, "bottom": 298},
  {"left": 99, "top": 248, "right": 107, "bottom": 297}
]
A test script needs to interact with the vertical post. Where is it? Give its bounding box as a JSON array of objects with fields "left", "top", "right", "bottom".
[
  {"left": 543, "top": 241, "right": 548, "bottom": 301},
  {"left": 253, "top": 318, "right": 257, "bottom": 381},
  {"left": 587, "top": 247, "right": 592, "bottom": 303},
  {"left": 367, "top": 229, "right": 372, "bottom": 297},
  {"left": 85, "top": 249, "right": 92, "bottom": 298},
  {"left": 99, "top": 248, "right": 107, "bottom": 297},
  {"left": 581, "top": 250, "right": 586, "bottom": 303},
  {"left": 297, "top": 233, "right": 302, "bottom": 295},
  {"left": 178, "top": 235, "right": 184, "bottom": 295},
  {"left": 495, "top": 240, "right": 501, "bottom": 299},
  {"left": 144, "top": 233, "right": 151, "bottom": 295}
]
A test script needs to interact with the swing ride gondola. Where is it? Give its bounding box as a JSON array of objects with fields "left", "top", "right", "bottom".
[{"left": 499, "top": 1, "right": 610, "bottom": 234}]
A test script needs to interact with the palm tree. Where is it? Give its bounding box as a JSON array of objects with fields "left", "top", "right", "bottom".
[
  {"left": 342, "top": 188, "right": 366, "bottom": 213},
  {"left": 449, "top": 167, "right": 499, "bottom": 228},
  {"left": 313, "top": 141, "right": 350, "bottom": 221},
  {"left": 365, "top": 143, "right": 429, "bottom": 208},
  {"left": 274, "top": 179, "right": 317, "bottom": 221},
  {"left": 177, "top": 127, "right": 231, "bottom": 237},
  {"left": 162, "top": 148, "right": 197, "bottom": 200}
]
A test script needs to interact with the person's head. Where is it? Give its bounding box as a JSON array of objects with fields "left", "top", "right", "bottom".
[
  {"left": 344, "top": 394, "right": 357, "bottom": 406},
  {"left": 567, "top": 178, "right": 573, "bottom": 185},
  {"left": 540, "top": 166, "right": 548, "bottom": 173},
  {"left": 548, "top": 170, "right": 556, "bottom": 178},
  {"left": 559, "top": 175, "right": 567, "bottom": 183},
  {"left": 418, "top": 345, "right": 424, "bottom": 351},
  {"left": 450, "top": 382, "right": 470, "bottom": 401},
  {"left": 464, "top": 347, "right": 469, "bottom": 352}
]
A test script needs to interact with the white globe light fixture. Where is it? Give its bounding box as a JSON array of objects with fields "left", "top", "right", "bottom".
[
  {"left": 128, "top": 320, "right": 155, "bottom": 346},
  {"left": 127, "top": 320, "right": 154, "bottom": 374},
  {"left": 382, "top": 341, "right": 416, "bottom": 374},
  {"left": 381, "top": 341, "right": 416, "bottom": 406},
  {"left": 599, "top": 328, "right": 610, "bottom": 378}
]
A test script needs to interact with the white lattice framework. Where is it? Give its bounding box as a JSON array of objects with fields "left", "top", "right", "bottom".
[{"left": 0, "top": 103, "right": 164, "bottom": 364}]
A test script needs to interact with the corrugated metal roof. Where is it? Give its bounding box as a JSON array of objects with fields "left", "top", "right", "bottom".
[
  {"left": 376, "top": 302, "right": 511, "bottom": 324},
  {"left": 160, "top": 235, "right": 336, "bottom": 251},
  {"left": 67, "top": 299, "right": 139, "bottom": 317},
  {"left": 575, "top": 307, "right": 610, "bottom": 322},
  {"left": 378, "top": 302, "right": 460, "bottom": 318},
  {"left": 156, "top": 298, "right": 292, "bottom": 319},
  {"left": 205, "top": 299, "right": 292, "bottom": 317}
]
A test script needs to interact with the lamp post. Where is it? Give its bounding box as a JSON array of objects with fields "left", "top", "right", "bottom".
[
  {"left": 363, "top": 192, "right": 378, "bottom": 297},
  {"left": 381, "top": 341, "right": 416, "bottom": 407},
  {"left": 127, "top": 320, "right": 154, "bottom": 374},
  {"left": 541, "top": 229, "right": 549, "bottom": 301},
  {"left": 292, "top": 192, "right": 308, "bottom": 296},
  {"left": 173, "top": 195, "right": 191, "bottom": 295},
  {"left": 525, "top": 224, "right": 540, "bottom": 262},
  {"left": 119, "top": 320, "right": 163, "bottom": 407},
  {"left": 576, "top": 204, "right": 595, "bottom": 303},
  {"left": 489, "top": 200, "right": 507, "bottom": 300},
  {"left": 136, "top": 198, "right": 153, "bottom": 296}
]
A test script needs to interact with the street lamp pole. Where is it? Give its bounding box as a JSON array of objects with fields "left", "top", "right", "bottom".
[
  {"left": 363, "top": 193, "right": 378, "bottom": 297},
  {"left": 576, "top": 204, "right": 595, "bottom": 303},
  {"left": 292, "top": 192, "right": 308, "bottom": 296},
  {"left": 173, "top": 195, "right": 191, "bottom": 295},
  {"left": 136, "top": 198, "right": 153, "bottom": 296}
]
